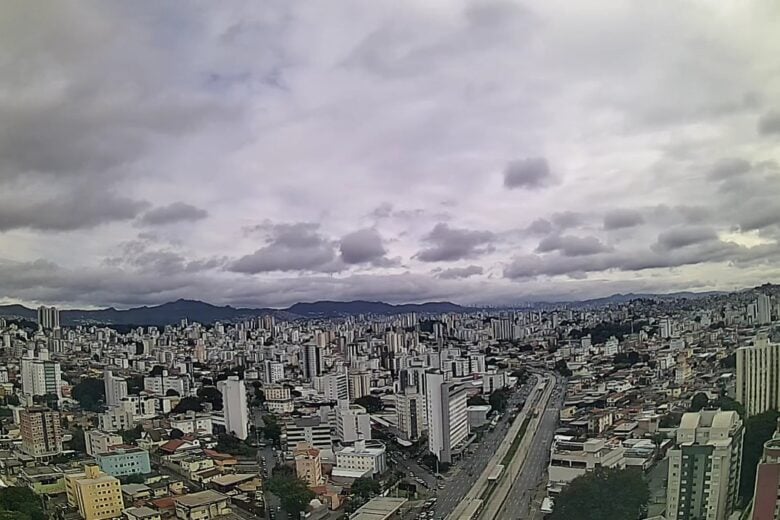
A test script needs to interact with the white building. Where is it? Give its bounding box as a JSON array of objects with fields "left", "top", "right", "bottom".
[
  {"left": 21, "top": 350, "right": 62, "bottom": 400},
  {"left": 757, "top": 293, "right": 772, "bottom": 325},
  {"left": 334, "top": 439, "right": 386, "bottom": 476},
  {"left": 335, "top": 402, "right": 371, "bottom": 444},
  {"left": 736, "top": 334, "right": 780, "bottom": 416},
  {"left": 302, "top": 343, "right": 323, "bottom": 381},
  {"left": 425, "top": 371, "right": 470, "bottom": 464},
  {"left": 263, "top": 361, "right": 285, "bottom": 384},
  {"left": 666, "top": 410, "right": 744, "bottom": 520},
  {"left": 349, "top": 371, "right": 371, "bottom": 400},
  {"left": 144, "top": 371, "right": 190, "bottom": 397},
  {"left": 316, "top": 369, "right": 349, "bottom": 402},
  {"left": 37, "top": 306, "right": 60, "bottom": 330},
  {"left": 85, "top": 430, "right": 123, "bottom": 456},
  {"left": 104, "top": 370, "right": 128, "bottom": 408},
  {"left": 284, "top": 416, "right": 332, "bottom": 452},
  {"left": 547, "top": 437, "right": 625, "bottom": 493},
  {"left": 217, "top": 376, "right": 249, "bottom": 440},
  {"left": 264, "top": 384, "right": 295, "bottom": 414},
  {"left": 169, "top": 412, "right": 213, "bottom": 435},
  {"left": 396, "top": 390, "right": 427, "bottom": 441}
]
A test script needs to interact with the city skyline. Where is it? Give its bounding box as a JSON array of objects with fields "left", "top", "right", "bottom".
[{"left": 2, "top": 1, "right": 780, "bottom": 309}]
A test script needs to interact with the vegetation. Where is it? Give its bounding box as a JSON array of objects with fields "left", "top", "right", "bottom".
[
  {"left": 467, "top": 395, "right": 488, "bottom": 406},
  {"left": 216, "top": 433, "right": 254, "bottom": 457},
  {"left": 720, "top": 352, "right": 736, "bottom": 368},
  {"left": 613, "top": 351, "right": 649, "bottom": 366},
  {"left": 569, "top": 321, "right": 647, "bottom": 345},
  {"left": 119, "top": 425, "right": 143, "bottom": 444},
  {"left": 172, "top": 396, "right": 204, "bottom": 414},
  {"left": 554, "top": 359, "right": 572, "bottom": 377},
  {"left": 351, "top": 477, "right": 381, "bottom": 500},
  {"left": 659, "top": 412, "right": 682, "bottom": 428},
  {"left": 489, "top": 387, "right": 512, "bottom": 413},
  {"left": 689, "top": 392, "right": 709, "bottom": 412},
  {"left": 197, "top": 386, "right": 223, "bottom": 411},
  {"left": 67, "top": 427, "right": 87, "bottom": 453},
  {"left": 739, "top": 410, "right": 780, "bottom": 503},
  {"left": 72, "top": 378, "right": 106, "bottom": 412},
  {"left": 266, "top": 467, "right": 315, "bottom": 516},
  {"left": 550, "top": 468, "right": 649, "bottom": 520},
  {"left": 262, "top": 415, "right": 282, "bottom": 446},
  {"left": 354, "top": 395, "right": 383, "bottom": 413},
  {"left": 0, "top": 487, "right": 45, "bottom": 520}
]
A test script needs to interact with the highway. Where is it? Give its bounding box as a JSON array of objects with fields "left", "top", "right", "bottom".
[
  {"left": 433, "top": 375, "right": 539, "bottom": 519},
  {"left": 500, "top": 376, "right": 565, "bottom": 519}
]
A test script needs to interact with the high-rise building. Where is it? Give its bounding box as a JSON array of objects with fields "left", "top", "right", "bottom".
[
  {"left": 294, "top": 442, "right": 323, "bottom": 487},
  {"left": 396, "top": 389, "right": 427, "bottom": 441},
  {"left": 425, "top": 371, "right": 469, "bottom": 464},
  {"left": 302, "top": 343, "right": 323, "bottom": 381},
  {"left": 749, "top": 420, "right": 780, "bottom": 520},
  {"left": 104, "top": 370, "right": 128, "bottom": 408},
  {"left": 757, "top": 293, "right": 772, "bottom": 325},
  {"left": 20, "top": 406, "right": 62, "bottom": 458},
  {"left": 37, "top": 306, "right": 60, "bottom": 330},
  {"left": 666, "top": 410, "right": 744, "bottom": 520},
  {"left": 263, "top": 360, "right": 285, "bottom": 384},
  {"left": 335, "top": 402, "right": 371, "bottom": 443},
  {"left": 65, "top": 465, "right": 124, "bottom": 520},
  {"left": 349, "top": 371, "right": 371, "bottom": 400},
  {"left": 736, "top": 334, "right": 780, "bottom": 416},
  {"left": 21, "top": 351, "right": 62, "bottom": 399},
  {"left": 217, "top": 376, "right": 248, "bottom": 440},
  {"left": 318, "top": 368, "right": 349, "bottom": 402}
]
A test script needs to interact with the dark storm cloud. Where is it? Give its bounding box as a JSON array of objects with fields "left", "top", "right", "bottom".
[
  {"left": 0, "top": 190, "right": 148, "bottom": 231},
  {"left": 709, "top": 158, "right": 752, "bottom": 180},
  {"left": 503, "top": 158, "right": 555, "bottom": 190},
  {"left": 435, "top": 265, "right": 484, "bottom": 279},
  {"left": 229, "top": 222, "right": 339, "bottom": 273},
  {"left": 139, "top": 202, "right": 208, "bottom": 226},
  {"left": 339, "top": 228, "right": 392, "bottom": 265},
  {"left": 654, "top": 226, "right": 719, "bottom": 251},
  {"left": 536, "top": 235, "right": 611, "bottom": 256},
  {"left": 758, "top": 111, "right": 780, "bottom": 135},
  {"left": 416, "top": 223, "right": 495, "bottom": 262},
  {"left": 738, "top": 207, "right": 780, "bottom": 232},
  {"left": 603, "top": 209, "right": 644, "bottom": 230}
]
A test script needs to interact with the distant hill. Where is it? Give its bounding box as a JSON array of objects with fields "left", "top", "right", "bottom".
[
  {"left": 0, "top": 298, "right": 469, "bottom": 326},
  {"left": 570, "top": 291, "right": 725, "bottom": 307}
]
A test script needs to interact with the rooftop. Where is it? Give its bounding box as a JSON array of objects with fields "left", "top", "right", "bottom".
[
  {"left": 350, "top": 497, "right": 407, "bottom": 520},
  {"left": 174, "top": 490, "right": 228, "bottom": 508}
]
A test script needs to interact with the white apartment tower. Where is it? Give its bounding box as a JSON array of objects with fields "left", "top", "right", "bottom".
[
  {"left": 757, "top": 293, "right": 772, "bottom": 325},
  {"left": 217, "top": 376, "right": 249, "bottom": 440},
  {"left": 335, "top": 401, "right": 371, "bottom": 444},
  {"left": 21, "top": 350, "right": 62, "bottom": 399},
  {"left": 302, "top": 343, "right": 323, "bottom": 381},
  {"left": 425, "top": 370, "right": 469, "bottom": 464},
  {"left": 736, "top": 334, "right": 780, "bottom": 417},
  {"left": 104, "top": 370, "right": 128, "bottom": 408},
  {"left": 37, "top": 306, "right": 60, "bottom": 330},
  {"left": 666, "top": 410, "right": 743, "bottom": 520}
]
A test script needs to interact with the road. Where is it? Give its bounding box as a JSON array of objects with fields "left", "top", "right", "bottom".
[
  {"left": 433, "top": 376, "right": 538, "bottom": 519},
  {"left": 500, "top": 376, "right": 565, "bottom": 519}
]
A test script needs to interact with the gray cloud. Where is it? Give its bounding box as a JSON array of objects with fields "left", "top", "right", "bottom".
[
  {"left": 758, "top": 111, "right": 780, "bottom": 135},
  {"left": 526, "top": 219, "right": 554, "bottom": 235},
  {"left": 604, "top": 209, "right": 644, "bottom": 230},
  {"left": 709, "top": 158, "right": 751, "bottom": 180},
  {"left": 139, "top": 202, "right": 208, "bottom": 226},
  {"left": 229, "top": 223, "right": 339, "bottom": 274},
  {"left": 536, "top": 235, "right": 611, "bottom": 256},
  {"left": 339, "top": 228, "right": 391, "bottom": 265},
  {"left": 435, "top": 265, "right": 484, "bottom": 279},
  {"left": 416, "top": 223, "right": 495, "bottom": 262},
  {"left": 503, "top": 158, "right": 555, "bottom": 190},
  {"left": 654, "top": 226, "right": 719, "bottom": 251}
]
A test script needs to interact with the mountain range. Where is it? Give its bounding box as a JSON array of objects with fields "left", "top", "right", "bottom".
[{"left": 0, "top": 299, "right": 469, "bottom": 326}]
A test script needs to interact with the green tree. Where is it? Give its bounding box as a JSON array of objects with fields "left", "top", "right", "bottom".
[
  {"left": 550, "top": 468, "right": 649, "bottom": 520},
  {"left": 197, "top": 386, "right": 223, "bottom": 411},
  {"left": 267, "top": 472, "right": 315, "bottom": 516},
  {"left": 4, "top": 394, "right": 20, "bottom": 406},
  {"left": 172, "top": 396, "right": 203, "bottom": 414},
  {"left": 68, "top": 427, "right": 87, "bottom": 453},
  {"left": 165, "top": 388, "right": 180, "bottom": 397},
  {"left": 712, "top": 395, "right": 745, "bottom": 419},
  {"left": 689, "top": 392, "right": 709, "bottom": 412},
  {"left": 120, "top": 425, "right": 143, "bottom": 444},
  {"left": 262, "top": 415, "right": 282, "bottom": 446},
  {"left": 0, "top": 487, "right": 45, "bottom": 520},
  {"left": 351, "top": 477, "right": 381, "bottom": 500},
  {"left": 489, "top": 388, "right": 512, "bottom": 413},
  {"left": 554, "top": 359, "right": 572, "bottom": 377},
  {"left": 659, "top": 412, "right": 682, "bottom": 428},
  {"left": 739, "top": 410, "right": 780, "bottom": 503},
  {"left": 72, "top": 378, "right": 106, "bottom": 412},
  {"left": 354, "top": 395, "right": 383, "bottom": 413},
  {"left": 467, "top": 395, "right": 488, "bottom": 406}
]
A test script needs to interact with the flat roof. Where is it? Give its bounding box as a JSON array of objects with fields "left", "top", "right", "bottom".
[
  {"left": 174, "top": 490, "right": 228, "bottom": 508},
  {"left": 350, "top": 497, "right": 407, "bottom": 520}
]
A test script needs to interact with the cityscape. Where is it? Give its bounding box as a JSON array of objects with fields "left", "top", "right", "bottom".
[
  {"left": 2, "top": 1, "right": 780, "bottom": 520},
  {"left": 1, "top": 287, "right": 780, "bottom": 520}
]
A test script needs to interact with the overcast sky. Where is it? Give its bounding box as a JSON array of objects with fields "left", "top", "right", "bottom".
[{"left": 2, "top": 0, "right": 780, "bottom": 309}]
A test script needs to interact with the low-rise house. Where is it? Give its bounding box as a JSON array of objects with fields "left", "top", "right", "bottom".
[{"left": 173, "top": 490, "right": 231, "bottom": 520}]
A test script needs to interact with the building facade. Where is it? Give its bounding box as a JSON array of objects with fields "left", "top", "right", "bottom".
[
  {"left": 95, "top": 448, "right": 151, "bottom": 477},
  {"left": 736, "top": 334, "right": 780, "bottom": 417},
  {"left": 20, "top": 406, "right": 62, "bottom": 458},
  {"left": 425, "top": 371, "right": 469, "bottom": 464},
  {"left": 217, "top": 376, "right": 248, "bottom": 440},
  {"left": 65, "top": 465, "right": 124, "bottom": 520}
]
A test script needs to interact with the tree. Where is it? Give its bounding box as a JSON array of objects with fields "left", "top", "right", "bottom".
[
  {"left": 216, "top": 433, "right": 254, "bottom": 457},
  {"left": 165, "top": 388, "right": 180, "bottom": 397},
  {"left": 354, "top": 395, "right": 383, "bottom": 413},
  {"left": 197, "top": 386, "right": 223, "bottom": 411},
  {"left": 262, "top": 415, "right": 282, "bottom": 446},
  {"left": 120, "top": 474, "right": 146, "bottom": 485},
  {"left": 267, "top": 472, "right": 315, "bottom": 515},
  {"left": 659, "top": 412, "right": 682, "bottom": 429},
  {"left": 68, "top": 427, "right": 87, "bottom": 453},
  {"left": 149, "top": 365, "right": 166, "bottom": 377},
  {"left": 467, "top": 395, "right": 488, "bottom": 406},
  {"left": 0, "top": 487, "right": 45, "bottom": 520},
  {"left": 4, "top": 394, "right": 19, "bottom": 406},
  {"left": 72, "top": 378, "right": 106, "bottom": 412},
  {"left": 170, "top": 428, "right": 185, "bottom": 439},
  {"left": 120, "top": 425, "right": 143, "bottom": 444},
  {"left": 351, "top": 477, "right": 381, "bottom": 500},
  {"left": 720, "top": 353, "right": 736, "bottom": 369},
  {"left": 689, "top": 392, "right": 709, "bottom": 412},
  {"left": 739, "top": 410, "right": 780, "bottom": 503},
  {"left": 712, "top": 395, "right": 745, "bottom": 419},
  {"left": 489, "top": 388, "right": 512, "bottom": 413},
  {"left": 172, "top": 396, "right": 203, "bottom": 414},
  {"left": 554, "top": 359, "right": 572, "bottom": 377},
  {"left": 550, "top": 468, "right": 649, "bottom": 520}
]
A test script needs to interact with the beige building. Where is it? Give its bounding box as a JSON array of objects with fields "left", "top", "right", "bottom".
[
  {"left": 65, "top": 465, "right": 124, "bottom": 520},
  {"left": 173, "top": 490, "right": 231, "bottom": 520},
  {"left": 20, "top": 406, "right": 62, "bottom": 458},
  {"left": 294, "top": 442, "right": 323, "bottom": 487},
  {"left": 736, "top": 334, "right": 780, "bottom": 417}
]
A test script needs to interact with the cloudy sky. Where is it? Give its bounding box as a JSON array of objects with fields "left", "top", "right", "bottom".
[{"left": 2, "top": 0, "right": 780, "bottom": 309}]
